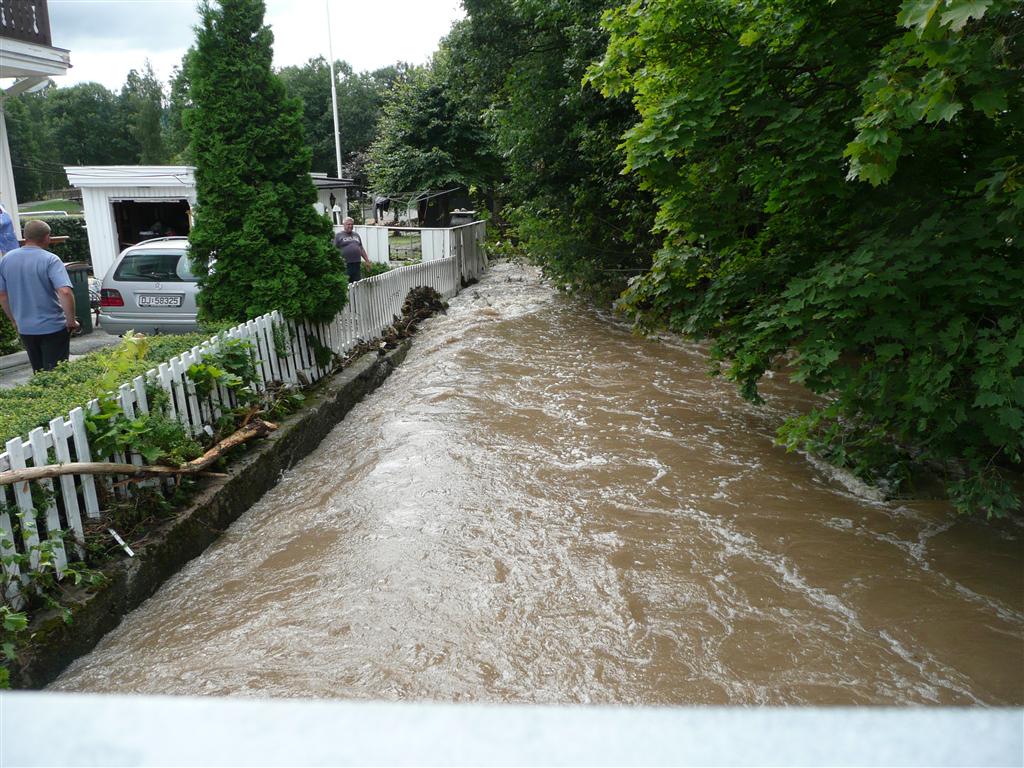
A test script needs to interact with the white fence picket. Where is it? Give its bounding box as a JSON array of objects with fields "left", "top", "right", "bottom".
[
  {"left": 28, "top": 428, "right": 67, "bottom": 574},
  {"left": 48, "top": 417, "right": 84, "bottom": 549},
  {"left": 69, "top": 407, "right": 100, "bottom": 519},
  {"left": 5, "top": 438, "right": 41, "bottom": 569}
]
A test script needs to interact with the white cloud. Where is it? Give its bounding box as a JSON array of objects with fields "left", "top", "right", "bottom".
[{"left": 49, "top": 0, "right": 463, "bottom": 91}]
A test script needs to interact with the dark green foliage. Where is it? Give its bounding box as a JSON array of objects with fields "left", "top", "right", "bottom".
[
  {"left": 593, "top": 0, "right": 1023, "bottom": 516},
  {"left": 4, "top": 69, "right": 169, "bottom": 199},
  {"left": 165, "top": 52, "right": 196, "bottom": 163},
  {"left": 185, "top": 0, "right": 346, "bottom": 322},
  {"left": 119, "top": 62, "right": 168, "bottom": 165},
  {"left": 0, "top": 314, "right": 17, "bottom": 355},
  {"left": 368, "top": 43, "right": 501, "bottom": 204},
  {"left": 3, "top": 95, "right": 62, "bottom": 200},
  {"left": 45, "top": 82, "right": 136, "bottom": 167},
  {"left": 42, "top": 216, "right": 90, "bottom": 265},
  {"left": 454, "top": 0, "right": 659, "bottom": 296},
  {"left": 278, "top": 58, "right": 404, "bottom": 182}
]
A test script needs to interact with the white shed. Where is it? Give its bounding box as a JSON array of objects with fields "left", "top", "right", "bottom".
[
  {"left": 65, "top": 166, "right": 196, "bottom": 281},
  {"left": 66, "top": 166, "right": 357, "bottom": 280}
]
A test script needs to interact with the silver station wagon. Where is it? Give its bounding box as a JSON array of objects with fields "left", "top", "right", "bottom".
[{"left": 98, "top": 237, "right": 201, "bottom": 334}]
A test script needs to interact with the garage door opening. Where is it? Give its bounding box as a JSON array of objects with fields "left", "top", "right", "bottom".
[{"left": 112, "top": 200, "right": 191, "bottom": 249}]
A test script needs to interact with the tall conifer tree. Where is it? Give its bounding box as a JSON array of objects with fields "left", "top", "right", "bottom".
[{"left": 186, "top": 0, "right": 346, "bottom": 322}]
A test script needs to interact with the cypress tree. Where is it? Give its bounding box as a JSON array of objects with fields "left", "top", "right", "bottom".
[{"left": 186, "top": 0, "right": 346, "bottom": 322}]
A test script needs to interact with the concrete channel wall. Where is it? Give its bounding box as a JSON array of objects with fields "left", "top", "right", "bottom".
[{"left": 8, "top": 341, "right": 410, "bottom": 689}]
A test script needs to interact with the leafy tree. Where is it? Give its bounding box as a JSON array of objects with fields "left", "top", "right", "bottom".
[
  {"left": 4, "top": 93, "right": 60, "bottom": 200},
  {"left": 186, "top": 0, "right": 346, "bottom": 322},
  {"left": 592, "top": 0, "right": 1023, "bottom": 516},
  {"left": 46, "top": 82, "right": 136, "bottom": 166},
  {"left": 165, "top": 52, "right": 196, "bottom": 163},
  {"left": 367, "top": 44, "right": 500, "bottom": 206},
  {"left": 277, "top": 58, "right": 400, "bottom": 181},
  {"left": 454, "top": 0, "right": 658, "bottom": 296},
  {"left": 119, "top": 61, "right": 167, "bottom": 164}
]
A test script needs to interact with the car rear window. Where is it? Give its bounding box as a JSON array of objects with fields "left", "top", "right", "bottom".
[{"left": 114, "top": 250, "right": 198, "bottom": 283}]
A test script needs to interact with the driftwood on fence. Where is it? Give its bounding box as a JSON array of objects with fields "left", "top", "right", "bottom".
[{"left": 0, "top": 419, "right": 277, "bottom": 487}]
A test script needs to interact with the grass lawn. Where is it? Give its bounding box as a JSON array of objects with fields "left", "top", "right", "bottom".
[{"left": 19, "top": 199, "right": 84, "bottom": 215}]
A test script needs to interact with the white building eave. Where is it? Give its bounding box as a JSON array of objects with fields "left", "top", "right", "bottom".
[
  {"left": 65, "top": 165, "right": 197, "bottom": 189},
  {"left": 0, "top": 35, "right": 70, "bottom": 80}
]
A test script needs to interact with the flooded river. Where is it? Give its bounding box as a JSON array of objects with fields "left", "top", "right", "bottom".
[{"left": 53, "top": 262, "right": 1024, "bottom": 705}]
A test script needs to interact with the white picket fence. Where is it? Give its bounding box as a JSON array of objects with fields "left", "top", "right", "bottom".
[
  {"left": 0, "top": 222, "right": 486, "bottom": 591},
  {"left": 353, "top": 220, "right": 488, "bottom": 266}
]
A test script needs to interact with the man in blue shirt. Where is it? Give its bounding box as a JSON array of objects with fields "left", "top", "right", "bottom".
[{"left": 0, "top": 219, "right": 80, "bottom": 372}]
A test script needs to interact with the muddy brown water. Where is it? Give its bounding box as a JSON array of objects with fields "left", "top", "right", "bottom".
[{"left": 52, "top": 262, "right": 1024, "bottom": 705}]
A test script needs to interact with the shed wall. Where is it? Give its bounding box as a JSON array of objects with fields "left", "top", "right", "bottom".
[{"left": 82, "top": 186, "right": 196, "bottom": 279}]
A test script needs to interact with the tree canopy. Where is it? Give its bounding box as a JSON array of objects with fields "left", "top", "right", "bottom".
[
  {"left": 277, "top": 58, "right": 405, "bottom": 184},
  {"left": 590, "top": 0, "right": 1023, "bottom": 516},
  {"left": 453, "top": 0, "right": 659, "bottom": 295},
  {"left": 366, "top": 41, "right": 500, "bottom": 201}
]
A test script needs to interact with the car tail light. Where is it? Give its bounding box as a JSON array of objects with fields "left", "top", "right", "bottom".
[{"left": 100, "top": 289, "right": 124, "bottom": 307}]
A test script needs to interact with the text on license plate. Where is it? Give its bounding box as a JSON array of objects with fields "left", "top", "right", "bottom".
[{"left": 137, "top": 294, "right": 183, "bottom": 307}]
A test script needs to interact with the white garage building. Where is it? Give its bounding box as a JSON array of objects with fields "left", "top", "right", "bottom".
[{"left": 66, "top": 166, "right": 354, "bottom": 280}]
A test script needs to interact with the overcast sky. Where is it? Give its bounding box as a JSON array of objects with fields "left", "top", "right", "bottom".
[{"left": 48, "top": 0, "right": 465, "bottom": 91}]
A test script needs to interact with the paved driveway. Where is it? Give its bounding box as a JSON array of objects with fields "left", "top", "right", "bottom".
[{"left": 0, "top": 328, "right": 122, "bottom": 389}]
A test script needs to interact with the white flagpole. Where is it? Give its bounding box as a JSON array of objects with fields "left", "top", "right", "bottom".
[{"left": 325, "top": 0, "right": 343, "bottom": 180}]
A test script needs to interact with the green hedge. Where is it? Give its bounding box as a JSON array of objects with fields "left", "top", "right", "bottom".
[
  {"left": 0, "top": 333, "right": 217, "bottom": 444},
  {"left": 362, "top": 262, "right": 391, "bottom": 279},
  {"left": 42, "top": 215, "right": 91, "bottom": 266},
  {"left": 0, "top": 315, "right": 17, "bottom": 355}
]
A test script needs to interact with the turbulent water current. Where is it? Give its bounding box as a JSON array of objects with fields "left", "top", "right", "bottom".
[{"left": 52, "top": 261, "right": 1024, "bottom": 705}]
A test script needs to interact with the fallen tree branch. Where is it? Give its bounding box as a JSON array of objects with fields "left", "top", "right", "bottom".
[{"left": 0, "top": 419, "right": 277, "bottom": 487}]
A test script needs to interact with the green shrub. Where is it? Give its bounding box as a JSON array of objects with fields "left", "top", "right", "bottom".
[
  {"left": 0, "top": 315, "right": 17, "bottom": 356},
  {"left": 0, "top": 332, "right": 215, "bottom": 444},
  {"left": 362, "top": 262, "right": 391, "bottom": 279},
  {"left": 186, "top": 0, "right": 347, "bottom": 323},
  {"left": 40, "top": 216, "right": 90, "bottom": 266}
]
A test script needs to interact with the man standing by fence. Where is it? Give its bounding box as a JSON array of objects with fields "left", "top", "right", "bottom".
[
  {"left": 0, "top": 219, "right": 80, "bottom": 372},
  {"left": 333, "top": 217, "right": 372, "bottom": 284}
]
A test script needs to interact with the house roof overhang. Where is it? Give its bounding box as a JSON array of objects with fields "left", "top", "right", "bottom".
[
  {"left": 65, "top": 166, "right": 197, "bottom": 189},
  {"left": 0, "top": 35, "right": 70, "bottom": 83}
]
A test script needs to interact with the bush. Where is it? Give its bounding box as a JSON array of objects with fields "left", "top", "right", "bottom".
[
  {"left": 40, "top": 216, "right": 90, "bottom": 266},
  {"left": 186, "top": 0, "right": 347, "bottom": 323},
  {"left": 362, "top": 262, "right": 391, "bottom": 279},
  {"left": 0, "top": 315, "right": 17, "bottom": 355},
  {"left": 0, "top": 332, "right": 216, "bottom": 444}
]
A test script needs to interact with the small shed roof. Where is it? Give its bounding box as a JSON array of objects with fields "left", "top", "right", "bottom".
[
  {"left": 310, "top": 174, "right": 357, "bottom": 189},
  {"left": 65, "top": 166, "right": 356, "bottom": 190},
  {"left": 65, "top": 166, "right": 195, "bottom": 189}
]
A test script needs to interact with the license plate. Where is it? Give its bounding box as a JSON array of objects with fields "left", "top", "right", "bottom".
[{"left": 137, "top": 294, "right": 183, "bottom": 308}]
